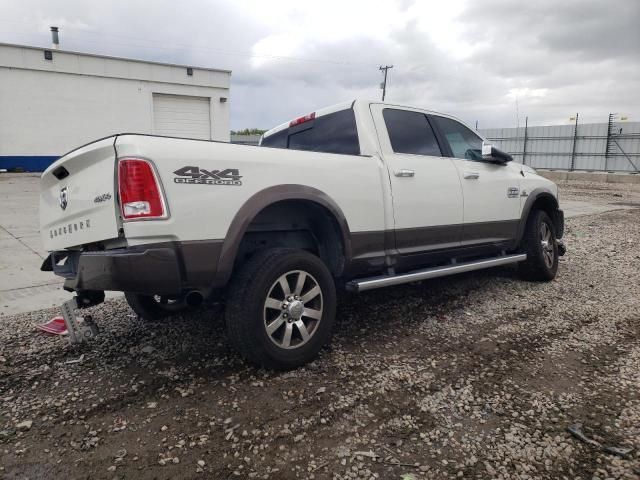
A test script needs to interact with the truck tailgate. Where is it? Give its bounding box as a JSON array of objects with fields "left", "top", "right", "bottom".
[{"left": 40, "top": 136, "right": 121, "bottom": 251}]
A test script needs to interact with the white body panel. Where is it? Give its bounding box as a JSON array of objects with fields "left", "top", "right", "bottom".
[
  {"left": 40, "top": 137, "right": 120, "bottom": 250},
  {"left": 519, "top": 165, "right": 559, "bottom": 206},
  {"left": 113, "top": 136, "right": 387, "bottom": 247},
  {"left": 369, "top": 104, "right": 463, "bottom": 238},
  {"left": 453, "top": 159, "right": 522, "bottom": 224}
]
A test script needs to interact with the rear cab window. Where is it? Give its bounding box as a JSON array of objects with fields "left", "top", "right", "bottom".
[
  {"left": 261, "top": 108, "right": 360, "bottom": 155},
  {"left": 383, "top": 108, "right": 442, "bottom": 156}
]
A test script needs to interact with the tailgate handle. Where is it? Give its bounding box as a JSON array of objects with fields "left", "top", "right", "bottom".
[{"left": 52, "top": 166, "right": 69, "bottom": 180}]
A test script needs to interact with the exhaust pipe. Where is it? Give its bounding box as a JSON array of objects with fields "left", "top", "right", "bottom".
[{"left": 185, "top": 290, "right": 204, "bottom": 307}]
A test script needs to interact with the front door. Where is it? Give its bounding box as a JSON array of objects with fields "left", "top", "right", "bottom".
[
  {"left": 371, "top": 105, "right": 464, "bottom": 256},
  {"left": 429, "top": 115, "right": 521, "bottom": 246}
]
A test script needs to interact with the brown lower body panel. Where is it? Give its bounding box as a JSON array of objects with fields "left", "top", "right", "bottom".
[
  {"left": 345, "top": 219, "right": 520, "bottom": 277},
  {"left": 54, "top": 220, "right": 520, "bottom": 294}
]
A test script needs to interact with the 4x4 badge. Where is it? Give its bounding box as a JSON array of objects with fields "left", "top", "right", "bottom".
[
  {"left": 173, "top": 166, "right": 242, "bottom": 186},
  {"left": 59, "top": 187, "right": 68, "bottom": 210}
]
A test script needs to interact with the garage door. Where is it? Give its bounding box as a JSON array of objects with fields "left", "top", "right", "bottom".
[{"left": 152, "top": 94, "right": 211, "bottom": 140}]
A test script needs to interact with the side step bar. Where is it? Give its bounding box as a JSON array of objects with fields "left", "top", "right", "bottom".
[{"left": 346, "top": 253, "right": 527, "bottom": 293}]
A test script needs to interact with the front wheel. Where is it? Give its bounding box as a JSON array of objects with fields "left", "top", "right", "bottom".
[
  {"left": 518, "top": 209, "right": 559, "bottom": 281},
  {"left": 225, "top": 248, "right": 337, "bottom": 370}
]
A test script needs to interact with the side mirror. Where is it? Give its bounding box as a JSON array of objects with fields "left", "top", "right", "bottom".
[{"left": 482, "top": 142, "right": 513, "bottom": 164}]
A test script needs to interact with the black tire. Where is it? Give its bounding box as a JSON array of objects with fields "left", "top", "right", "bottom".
[
  {"left": 124, "top": 293, "right": 190, "bottom": 321},
  {"left": 225, "top": 248, "right": 337, "bottom": 370},
  {"left": 518, "top": 209, "right": 559, "bottom": 281}
]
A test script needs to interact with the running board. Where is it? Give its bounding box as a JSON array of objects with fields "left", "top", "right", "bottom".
[{"left": 346, "top": 253, "right": 527, "bottom": 293}]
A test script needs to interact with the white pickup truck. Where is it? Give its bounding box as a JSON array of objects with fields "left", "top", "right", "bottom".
[{"left": 40, "top": 99, "right": 565, "bottom": 369}]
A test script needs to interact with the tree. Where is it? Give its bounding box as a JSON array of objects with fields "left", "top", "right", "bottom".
[{"left": 231, "top": 128, "right": 267, "bottom": 135}]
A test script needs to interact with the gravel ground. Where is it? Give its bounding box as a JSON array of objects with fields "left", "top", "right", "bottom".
[{"left": 1, "top": 182, "right": 639, "bottom": 480}]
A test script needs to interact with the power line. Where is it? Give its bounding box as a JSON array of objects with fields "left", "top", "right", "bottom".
[{"left": 0, "top": 20, "right": 380, "bottom": 68}]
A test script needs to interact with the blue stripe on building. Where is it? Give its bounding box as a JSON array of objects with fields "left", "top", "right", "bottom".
[{"left": 0, "top": 156, "right": 60, "bottom": 172}]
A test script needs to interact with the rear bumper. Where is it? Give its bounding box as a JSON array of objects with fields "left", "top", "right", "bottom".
[
  {"left": 42, "top": 240, "right": 223, "bottom": 295},
  {"left": 62, "top": 247, "right": 181, "bottom": 295}
]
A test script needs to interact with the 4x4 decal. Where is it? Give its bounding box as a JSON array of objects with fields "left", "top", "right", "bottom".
[{"left": 173, "top": 166, "right": 242, "bottom": 186}]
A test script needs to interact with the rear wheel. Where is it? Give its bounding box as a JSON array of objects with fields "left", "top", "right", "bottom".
[
  {"left": 518, "top": 209, "right": 559, "bottom": 281},
  {"left": 225, "top": 248, "right": 336, "bottom": 370},
  {"left": 124, "top": 293, "right": 191, "bottom": 321}
]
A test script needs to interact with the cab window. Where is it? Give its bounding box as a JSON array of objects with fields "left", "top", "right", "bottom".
[
  {"left": 261, "top": 109, "right": 360, "bottom": 155},
  {"left": 383, "top": 108, "right": 441, "bottom": 156},
  {"left": 260, "top": 129, "right": 287, "bottom": 148},
  {"left": 432, "top": 116, "right": 483, "bottom": 161}
]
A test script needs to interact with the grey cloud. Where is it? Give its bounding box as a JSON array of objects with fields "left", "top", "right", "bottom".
[
  {"left": 1, "top": 0, "right": 638, "bottom": 129},
  {"left": 463, "top": 0, "right": 640, "bottom": 61}
]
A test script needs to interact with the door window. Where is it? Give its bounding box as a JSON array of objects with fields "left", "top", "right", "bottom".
[
  {"left": 432, "top": 116, "right": 483, "bottom": 161},
  {"left": 383, "top": 109, "right": 442, "bottom": 156}
]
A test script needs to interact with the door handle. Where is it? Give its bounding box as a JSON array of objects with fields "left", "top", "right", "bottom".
[
  {"left": 463, "top": 171, "right": 480, "bottom": 180},
  {"left": 394, "top": 169, "right": 415, "bottom": 177}
]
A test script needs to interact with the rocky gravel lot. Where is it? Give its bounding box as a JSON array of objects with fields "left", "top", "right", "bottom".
[{"left": 1, "top": 181, "right": 639, "bottom": 480}]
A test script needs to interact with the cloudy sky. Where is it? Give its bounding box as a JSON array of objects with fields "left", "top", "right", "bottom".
[{"left": 1, "top": 0, "right": 638, "bottom": 130}]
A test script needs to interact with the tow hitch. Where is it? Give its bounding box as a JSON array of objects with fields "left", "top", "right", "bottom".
[{"left": 60, "top": 291, "right": 104, "bottom": 344}]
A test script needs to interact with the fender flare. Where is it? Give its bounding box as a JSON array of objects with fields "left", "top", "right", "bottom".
[
  {"left": 214, "top": 185, "right": 353, "bottom": 286},
  {"left": 515, "top": 187, "right": 560, "bottom": 245}
]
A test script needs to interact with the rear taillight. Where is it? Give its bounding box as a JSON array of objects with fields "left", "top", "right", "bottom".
[{"left": 118, "top": 158, "right": 167, "bottom": 220}]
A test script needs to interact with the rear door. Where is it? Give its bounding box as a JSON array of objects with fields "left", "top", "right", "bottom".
[
  {"left": 430, "top": 115, "right": 521, "bottom": 246},
  {"left": 40, "top": 137, "right": 121, "bottom": 251},
  {"left": 371, "top": 105, "right": 463, "bottom": 256}
]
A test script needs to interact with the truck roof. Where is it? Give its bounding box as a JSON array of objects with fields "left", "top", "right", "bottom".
[{"left": 261, "top": 99, "right": 467, "bottom": 141}]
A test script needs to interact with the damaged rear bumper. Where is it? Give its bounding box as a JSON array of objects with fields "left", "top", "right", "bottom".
[
  {"left": 42, "top": 240, "right": 224, "bottom": 296},
  {"left": 42, "top": 246, "right": 182, "bottom": 295}
]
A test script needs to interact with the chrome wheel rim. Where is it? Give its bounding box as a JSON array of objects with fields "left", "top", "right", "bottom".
[
  {"left": 540, "top": 222, "right": 555, "bottom": 268},
  {"left": 263, "top": 270, "right": 323, "bottom": 350}
]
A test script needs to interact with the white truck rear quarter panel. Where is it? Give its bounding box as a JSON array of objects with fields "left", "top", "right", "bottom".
[{"left": 115, "top": 135, "right": 387, "bottom": 246}]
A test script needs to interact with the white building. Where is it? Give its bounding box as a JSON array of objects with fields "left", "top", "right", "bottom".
[{"left": 0, "top": 42, "right": 231, "bottom": 171}]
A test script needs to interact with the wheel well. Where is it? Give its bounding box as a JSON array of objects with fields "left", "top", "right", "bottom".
[
  {"left": 530, "top": 194, "right": 557, "bottom": 218},
  {"left": 234, "top": 200, "right": 346, "bottom": 276},
  {"left": 528, "top": 193, "right": 562, "bottom": 236}
]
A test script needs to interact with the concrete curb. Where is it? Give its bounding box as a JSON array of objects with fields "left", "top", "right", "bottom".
[{"left": 538, "top": 170, "right": 640, "bottom": 184}]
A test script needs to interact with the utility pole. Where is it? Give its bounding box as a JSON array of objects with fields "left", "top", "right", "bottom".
[
  {"left": 522, "top": 116, "right": 528, "bottom": 166},
  {"left": 379, "top": 65, "right": 393, "bottom": 101}
]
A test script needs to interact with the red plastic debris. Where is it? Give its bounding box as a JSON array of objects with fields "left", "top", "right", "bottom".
[{"left": 36, "top": 316, "right": 68, "bottom": 335}]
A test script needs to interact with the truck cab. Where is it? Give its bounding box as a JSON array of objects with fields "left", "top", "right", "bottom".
[{"left": 261, "top": 100, "right": 563, "bottom": 274}]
